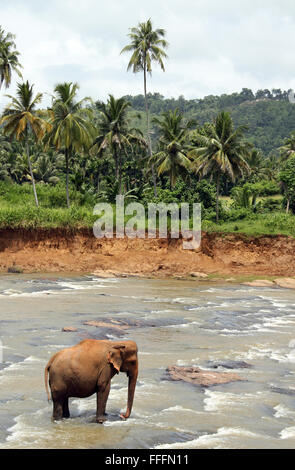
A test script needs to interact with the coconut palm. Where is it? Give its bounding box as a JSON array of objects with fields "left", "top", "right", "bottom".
[
  {"left": 150, "top": 109, "right": 195, "bottom": 188},
  {"left": 92, "top": 94, "right": 146, "bottom": 192},
  {"left": 0, "top": 81, "right": 50, "bottom": 206},
  {"left": 231, "top": 184, "right": 260, "bottom": 210},
  {"left": 189, "top": 111, "right": 251, "bottom": 222},
  {"left": 34, "top": 152, "right": 61, "bottom": 184},
  {"left": 121, "top": 19, "right": 168, "bottom": 195},
  {"left": 0, "top": 130, "right": 13, "bottom": 181},
  {"left": 245, "top": 149, "right": 267, "bottom": 182},
  {"left": 46, "top": 82, "right": 94, "bottom": 207},
  {"left": 0, "top": 26, "right": 22, "bottom": 90},
  {"left": 279, "top": 132, "right": 295, "bottom": 162},
  {"left": 264, "top": 153, "right": 280, "bottom": 181}
]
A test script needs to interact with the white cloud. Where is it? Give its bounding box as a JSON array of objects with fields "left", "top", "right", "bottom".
[{"left": 0, "top": 0, "right": 295, "bottom": 109}]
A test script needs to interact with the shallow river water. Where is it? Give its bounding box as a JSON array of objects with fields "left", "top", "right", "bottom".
[{"left": 1, "top": 274, "right": 295, "bottom": 449}]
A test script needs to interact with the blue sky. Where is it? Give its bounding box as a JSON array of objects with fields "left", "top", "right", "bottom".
[{"left": 1, "top": 0, "right": 295, "bottom": 107}]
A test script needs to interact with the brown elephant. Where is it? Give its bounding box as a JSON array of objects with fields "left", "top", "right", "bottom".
[{"left": 44, "top": 339, "right": 138, "bottom": 423}]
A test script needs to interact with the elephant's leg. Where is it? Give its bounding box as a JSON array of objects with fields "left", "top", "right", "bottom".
[
  {"left": 96, "top": 381, "right": 111, "bottom": 424},
  {"left": 62, "top": 397, "right": 70, "bottom": 418},
  {"left": 52, "top": 398, "right": 63, "bottom": 421}
]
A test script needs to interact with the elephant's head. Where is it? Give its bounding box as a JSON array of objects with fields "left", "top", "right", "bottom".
[{"left": 107, "top": 340, "right": 138, "bottom": 419}]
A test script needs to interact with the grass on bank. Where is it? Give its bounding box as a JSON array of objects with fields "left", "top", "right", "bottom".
[
  {"left": 202, "top": 214, "right": 295, "bottom": 237},
  {"left": 0, "top": 181, "right": 294, "bottom": 236}
]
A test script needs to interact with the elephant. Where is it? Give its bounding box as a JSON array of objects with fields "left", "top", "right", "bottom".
[{"left": 44, "top": 339, "right": 138, "bottom": 423}]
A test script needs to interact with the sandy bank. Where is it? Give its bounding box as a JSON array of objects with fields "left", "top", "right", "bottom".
[{"left": 0, "top": 228, "right": 295, "bottom": 279}]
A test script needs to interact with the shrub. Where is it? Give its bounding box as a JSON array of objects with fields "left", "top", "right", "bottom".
[
  {"left": 193, "top": 180, "right": 217, "bottom": 209},
  {"left": 260, "top": 198, "right": 282, "bottom": 212},
  {"left": 223, "top": 208, "right": 254, "bottom": 221},
  {"left": 249, "top": 180, "right": 280, "bottom": 196}
]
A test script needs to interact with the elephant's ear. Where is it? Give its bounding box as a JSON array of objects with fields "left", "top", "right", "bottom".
[{"left": 108, "top": 345, "right": 125, "bottom": 373}]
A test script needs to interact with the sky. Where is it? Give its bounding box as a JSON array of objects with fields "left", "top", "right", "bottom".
[{"left": 1, "top": 0, "right": 295, "bottom": 107}]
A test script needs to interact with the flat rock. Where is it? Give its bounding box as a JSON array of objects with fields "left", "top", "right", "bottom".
[
  {"left": 243, "top": 280, "right": 275, "bottom": 287},
  {"left": 207, "top": 360, "right": 252, "bottom": 370},
  {"left": 270, "top": 386, "right": 295, "bottom": 397},
  {"left": 92, "top": 270, "right": 116, "bottom": 278},
  {"left": 83, "top": 320, "right": 130, "bottom": 331},
  {"left": 274, "top": 278, "right": 295, "bottom": 289},
  {"left": 82, "top": 317, "right": 189, "bottom": 339},
  {"left": 62, "top": 327, "right": 78, "bottom": 332},
  {"left": 166, "top": 365, "right": 243, "bottom": 387},
  {"left": 190, "top": 272, "right": 208, "bottom": 279}
]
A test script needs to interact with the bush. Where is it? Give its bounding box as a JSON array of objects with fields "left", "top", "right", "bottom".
[
  {"left": 260, "top": 198, "right": 282, "bottom": 212},
  {"left": 202, "top": 207, "right": 217, "bottom": 222},
  {"left": 249, "top": 180, "right": 280, "bottom": 196},
  {"left": 142, "top": 179, "right": 217, "bottom": 210},
  {"left": 193, "top": 180, "right": 217, "bottom": 209},
  {"left": 223, "top": 208, "right": 254, "bottom": 222},
  {"left": 263, "top": 213, "right": 295, "bottom": 235},
  {"left": 141, "top": 188, "right": 179, "bottom": 206}
]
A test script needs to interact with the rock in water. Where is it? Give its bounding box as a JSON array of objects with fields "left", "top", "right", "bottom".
[
  {"left": 206, "top": 360, "right": 252, "bottom": 370},
  {"left": 83, "top": 320, "right": 130, "bottom": 331},
  {"left": 274, "top": 278, "right": 295, "bottom": 289},
  {"left": 270, "top": 386, "right": 295, "bottom": 396},
  {"left": 166, "top": 366, "right": 243, "bottom": 387},
  {"left": 92, "top": 270, "right": 116, "bottom": 278},
  {"left": 243, "top": 280, "right": 275, "bottom": 287},
  {"left": 7, "top": 264, "right": 23, "bottom": 274},
  {"left": 190, "top": 272, "right": 208, "bottom": 279}
]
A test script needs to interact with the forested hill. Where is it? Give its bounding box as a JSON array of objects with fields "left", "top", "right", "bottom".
[{"left": 124, "top": 88, "right": 295, "bottom": 156}]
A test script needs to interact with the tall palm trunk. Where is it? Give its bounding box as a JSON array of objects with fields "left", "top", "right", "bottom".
[
  {"left": 118, "top": 148, "right": 123, "bottom": 194},
  {"left": 97, "top": 170, "right": 100, "bottom": 193},
  {"left": 144, "top": 63, "right": 157, "bottom": 197},
  {"left": 114, "top": 146, "right": 119, "bottom": 182},
  {"left": 286, "top": 198, "right": 290, "bottom": 214},
  {"left": 216, "top": 173, "right": 221, "bottom": 223},
  {"left": 26, "top": 137, "right": 39, "bottom": 208},
  {"left": 65, "top": 148, "right": 70, "bottom": 208}
]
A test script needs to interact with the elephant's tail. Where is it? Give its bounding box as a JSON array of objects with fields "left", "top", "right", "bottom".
[{"left": 44, "top": 354, "right": 57, "bottom": 402}]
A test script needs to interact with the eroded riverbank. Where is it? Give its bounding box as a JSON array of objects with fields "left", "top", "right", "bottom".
[{"left": 1, "top": 229, "right": 295, "bottom": 279}]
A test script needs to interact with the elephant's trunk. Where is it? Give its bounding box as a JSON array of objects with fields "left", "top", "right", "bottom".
[{"left": 121, "top": 365, "right": 138, "bottom": 419}]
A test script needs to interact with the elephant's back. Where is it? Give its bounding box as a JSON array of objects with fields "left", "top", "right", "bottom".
[{"left": 49, "top": 342, "right": 105, "bottom": 398}]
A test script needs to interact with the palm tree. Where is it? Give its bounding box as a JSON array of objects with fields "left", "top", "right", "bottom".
[
  {"left": 1, "top": 81, "right": 50, "bottom": 206},
  {"left": 46, "top": 82, "right": 94, "bottom": 207},
  {"left": 121, "top": 19, "right": 168, "bottom": 195},
  {"left": 231, "top": 185, "right": 260, "bottom": 210},
  {"left": 189, "top": 111, "right": 250, "bottom": 222},
  {"left": 151, "top": 109, "right": 195, "bottom": 188},
  {"left": 0, "top": 26, "right": 22, "bottom": 90},
  {"left": 264, "top": 153, "right": 280, "bottom": 181},
  {"left": 279, "top": 132, "right": 295, "bottom": 161},
  {"left": 34, "top": 152, "right": 61, "bottom": 184},
  {"left": 245, "top": 149, "right": 267, "bottom": 182},
  {"left": 92, "top": 94, "right": 146, "bottom": 192}
]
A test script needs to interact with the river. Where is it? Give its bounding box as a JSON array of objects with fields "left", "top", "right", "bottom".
[{"left": 0, "top": 274, "right": 295, "bottom": 449}]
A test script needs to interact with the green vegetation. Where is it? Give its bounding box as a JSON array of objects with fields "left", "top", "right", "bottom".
[
  {"left": 0, "top": 22, "right": 295, "bottom": 237},
  {"left": 0, "top": 182, "right": 97, "bottom": 229},
  {"left": 125, "top": 90, "right": 295, "bottom": 156},
  {"left": 121, "top": 19, "right": 168, "bottom": 196},
  {"left": 1, "top": 81, "right": 50, "bottom": 206},
  {"left": 0, "top": 26, "right": 22, "bottom": 89}
]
